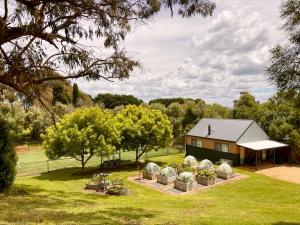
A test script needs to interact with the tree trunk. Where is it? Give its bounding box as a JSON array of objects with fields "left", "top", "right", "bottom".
[{"left": 81, "top": 155, "right": 85, "bottom": 174}]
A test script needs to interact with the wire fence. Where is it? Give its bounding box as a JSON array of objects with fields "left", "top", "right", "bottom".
[{"left": 17, "top": 146, "right": 184, "bottom": 177}]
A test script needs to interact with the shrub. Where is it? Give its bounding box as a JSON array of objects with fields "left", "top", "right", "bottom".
[
  {"left": 176, "top": 172, "right": 194, "bottom": 183},
  {"left": 197, "top": 170, "right": 216, "bottom": 178},
  {"left": 0, "top": 117, "right": 17, "bottom": 192}
]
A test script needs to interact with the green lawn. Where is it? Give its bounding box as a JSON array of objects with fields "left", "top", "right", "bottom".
[
  {"left": 17, "top": 146, "right": 181, "bottom": 176},
  {"left": 1, "top": 153, "right": 300, "bottom": 225}
]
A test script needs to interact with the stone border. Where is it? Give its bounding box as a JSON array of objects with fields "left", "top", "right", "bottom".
[{"left": 128, "top": 173, "right": 248, "bottom": 196}]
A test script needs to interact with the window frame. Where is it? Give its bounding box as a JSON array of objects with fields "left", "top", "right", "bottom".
[
  {"left": 214, "top": 142, "right": 229, "bottom": 153},
  {"left": 191, "top": 138, "right": 203, "bottom": 148}
]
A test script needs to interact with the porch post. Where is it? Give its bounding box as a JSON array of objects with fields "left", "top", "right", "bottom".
[
  {"left": 255, "top": 151, "right": 258, "bottom": 171},
  {"left": 273, "top": 149, "right": 276, "bottom": 167},
  {"left": 289, "top": 147, "right": 292, "bottom": 166}
]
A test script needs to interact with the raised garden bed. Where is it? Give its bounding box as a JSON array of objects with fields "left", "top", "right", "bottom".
[
  {"left": 216, "top": 171, "right": 235, "bottom": 180},
  {"left": 107, "top": 187, "right": 129, "bottom": 196},
  {"left": 174, "top": 180, "right": 193, "bottom": 192},
  {"left": 85, "top": 182, "right": 109, "bottom": 191},
  {"left": 196, "top": 175, "right": 216, "bottom": 186},
  {"left": 157, "top": 174, "right": 175, "bottom": 185},
  {"left": 143, "top": 171, "right": 157, "bottom": 180}
]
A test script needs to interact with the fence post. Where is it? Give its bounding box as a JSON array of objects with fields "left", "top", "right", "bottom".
[
  {"left": 167, "top": 147, "right": 169, "bottom": 155},
  {"left": 47, "top": 160, "right": 49, "bottom": 173}
]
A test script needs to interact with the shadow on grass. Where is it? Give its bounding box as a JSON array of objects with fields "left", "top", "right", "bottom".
[
  {"left": 34, "top": 158, "right": 170, "bottom": 182},
  {"left": 0, "top": 185, "right": 157, "bottom": 224},
  {"left": 272, "top": 222, "right": 300, "bottom": 225}
]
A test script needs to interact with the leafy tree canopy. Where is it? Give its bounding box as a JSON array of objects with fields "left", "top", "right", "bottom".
[
  {"left": 267, "top": 0, "right": 300, "bottom": 91},
  {"left": 0, "top": 0, "right": 216, "bottom": 104},
  {"left": 233, "top": 92, "right": 259, "bottom": 119},
  {"left": 94, "top": 93, "right": 143, "bottom": 109},
  {"left": 116, "top": 105, "right": 173, "bottom": 162},
  {"left": 149, "top": 97, "right": 185, "bottom": 107},
  {"left": 43, "top": 107, "right": 120, "bottom": 172}
]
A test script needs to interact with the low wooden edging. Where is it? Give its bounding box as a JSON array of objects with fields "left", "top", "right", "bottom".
[{"left": 128, "top": 173, "right": 248, "bottom": 196}]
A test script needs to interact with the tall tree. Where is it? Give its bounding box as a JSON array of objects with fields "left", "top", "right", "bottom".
[
  {"left": 267, "top": 0, "right": 300, "bottom": 91},
  {"left": 52, "top": 84, "right": 70, "bottom": 105},
  {"left": 116, "top": 105, "right": 173, "bottom": 163},
  {"left": 72, "top": 83, "right": 80, "bottom": 107},
  {"left": 233, "top": 92, "right": 258, "bottom": 119},
  {"left": 0, "top": 0, "right": 216, "bottom": 104},
  {"left": 43, "top": 107, "right": 120, "bottom": 172},
  {"left": 0, "top": 117, "right": 17, "bottom": 192}
]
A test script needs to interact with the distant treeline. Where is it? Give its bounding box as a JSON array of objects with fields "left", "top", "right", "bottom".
[{"left": 93, "top": 93, "right": 143, "bottom": 109}]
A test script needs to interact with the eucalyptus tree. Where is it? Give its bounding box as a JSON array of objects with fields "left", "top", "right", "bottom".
[
  {"left": 267, "top": 0, "right": 300, "bottom": 91},
  {"left": 0, "top": 0, "right": 216, "bottom": 105}
]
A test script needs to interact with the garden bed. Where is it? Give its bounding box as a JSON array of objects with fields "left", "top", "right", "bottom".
[{"left": 128, "top": 173, "right": 248, "bottom": 195}]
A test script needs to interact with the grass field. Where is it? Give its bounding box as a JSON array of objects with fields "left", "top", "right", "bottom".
[
  {"left": 16, "top": 144, "right": 182, "bottom": 176},
  {"left": 1, "top": 152, "right": 300, "bottom": 224}
]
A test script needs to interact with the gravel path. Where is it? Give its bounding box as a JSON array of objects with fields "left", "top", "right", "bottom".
[{"left": 257, "top": 165, "right": 300, "bottom": 184}]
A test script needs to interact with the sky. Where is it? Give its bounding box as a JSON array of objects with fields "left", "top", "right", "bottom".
[{"left": 78, "top": 0, "right": 286, "bottom": 107}]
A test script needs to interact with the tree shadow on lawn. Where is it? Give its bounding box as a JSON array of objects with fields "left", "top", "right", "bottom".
[
  {"left": 1, "top": 185, "right": 157, "bottom": 225},
  {"left": 272, "top": 222, "right": 300, "bottom": 225},
  {"left": 33, "top": 159, "right": 168, "bottom": 182}
]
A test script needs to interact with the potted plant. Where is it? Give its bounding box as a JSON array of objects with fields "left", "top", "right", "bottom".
[
  {"left": 196, "top": 170, "right": 216, "bottom": 186},
  {"left": 197, "top": 159, "right": 215, "bottom": 172},
  {"left": 157, "top": 166, "right": 177, "bottom": 185},
  {"left": 183, "top": 155, "right": 198, "bottom": 167},
  {"left": 86, "top": 173, "right": 110, "bottom": 191},
  {"left": 107, "top": 178, "right": 128, "bottom": 196},
  {"left": 174, "top": 172, "right": 194, "bottom": 192},
  {"left": 216, "top": 162, "right": 235, "bottom": 180},
  {"left": 142, "top": 162, "right": 160, "bottom": 180}
]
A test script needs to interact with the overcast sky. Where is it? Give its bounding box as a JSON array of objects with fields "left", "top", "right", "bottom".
[{"left": 78, "top": 0, "right": 285, "bottom": 107}]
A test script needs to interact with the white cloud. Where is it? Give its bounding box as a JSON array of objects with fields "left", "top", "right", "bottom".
[{"left": 77, "top": 0, "right": 284, "bottom": 107}]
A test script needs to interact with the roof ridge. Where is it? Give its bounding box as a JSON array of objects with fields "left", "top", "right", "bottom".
[{"left": 202, "top": 118, "right": 254, "bottom": 122}]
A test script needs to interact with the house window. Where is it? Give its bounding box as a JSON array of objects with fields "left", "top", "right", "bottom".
[
  {"left": 191, "top": 138, "right": 202, "bottom": 147},
  {"left": 214, "top": 143, "right": 229, "bottom": 152}
]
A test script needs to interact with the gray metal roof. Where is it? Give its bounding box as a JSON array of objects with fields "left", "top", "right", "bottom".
[{"left": 187, "top": 118, "right": 254, "bottom": 142}]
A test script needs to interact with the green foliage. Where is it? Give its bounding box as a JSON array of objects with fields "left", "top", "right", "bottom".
[
  {"left": 197, "top": 170, "right": 216, "bottom": 178},
  {"left": 116, "top": 105, "right": 173, "bottom": 162},
  {"left": 72, "top": 83, "right": 80, "bottom": 107},
  {"left": 205, "top": 103, "right": 231, "bottom": 119},
  {"left": 149, "top": 98, "right": 185, "bottom": 107},
  {"left": 52, "top": 84, "right": 70, "bottom": 105},
  {"left": 0, "top": 117, "right": 17, "bottom": 192},
  {"left": 0, "top": 101, "right": 26, "bottom": 141},
  {"left": 24, "top": 107, "right": 52, "bottom": 140},
  {"left": 182, "top": 100, "right": 205, "bottom": 130},
  {"left": 149, "top": 103, "right": 167, "bottom": 114},
  {"left": 267, "top": 0, "right": 300, "bottom": 91},
  {"left": 256, "top": 90, "right": 300, "bottom": 152},
  {"left": 0, "top": 0, "right": 215, "bottom": 101},
  {"left": 93, "top": 93, "right": 143, "bottom": 109},
  {"left": 233, "top": 92, "right": 258, "bottom": 119},
  {"left": 43, "top": 107, "right": 120, "bottom": 172}
]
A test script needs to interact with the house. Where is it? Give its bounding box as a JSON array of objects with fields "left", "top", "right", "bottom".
[{"left": 185, "top": 118, "right": 291, "bottom": 169}]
